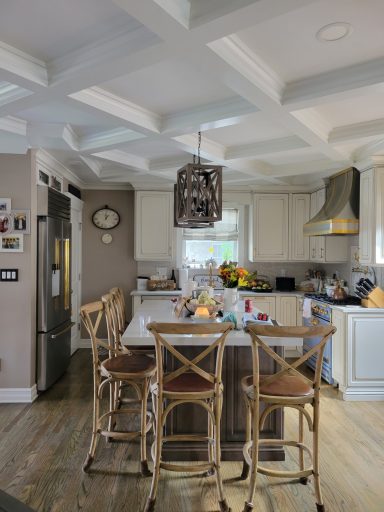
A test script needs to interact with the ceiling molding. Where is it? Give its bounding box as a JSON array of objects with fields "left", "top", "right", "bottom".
[
  {"left": 93, "top": 149, "right": 150, "bottom": 171},
  {"left": 0, "top": 115, "right": 27, "bottom": 136},
  {"left": 353, "top": 138, "right": 384, "bottom": 164},
  {"left": 283, "top": 56, "right": 384, "bottom": 109},
  {"left": 290, "top": 108, "right": 332, "bottom": 143},
  {"left": 162, "top": 96, "right": 258, "bottom": 135},
  {"left": 80, "top": 127, "right": 146, "bottom": 152},
  {"left": 0, "top": 82, "right": 32, "bottom": 108},
  {"left": 80, "top": 155, "right": 103, "bottom": 178},
  {"left": 329, "top": 118, "right": 384, "bottom": 144},
  {"left": 226, "top": 135, "right": 309, "bottom": 160},
  {"left": 62, "top": 124, "right": 80, "bottom": 151},
  {"left": 173, "top": 133, "right": 226, "bottom": 161},
  {"left": 70, "top": 87, "right": 161, "bottom": 134},
  {"left": 34, "top": 148, "right": 85, "bottom": 188},
  {"left": 0, "top": 41, "right": 48, "bottom": 88},
  {"left": 152, "top": 0, "right": 191, "bottom": 29},
  {"left": 208, "top": 35, "right": 285, "bottom": 104}
]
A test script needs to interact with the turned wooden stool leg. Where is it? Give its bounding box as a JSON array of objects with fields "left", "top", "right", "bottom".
[
  {"left": 83, "top": 371, "right": 100, "bottom": 472},
  {"left": 205, "top": 399, "right": 215, "bottom": 477},
  {"left": 140, "top": 378, "right": 152, "bottom": 476},
  {"left": 298, "top": 407, "right": 308, "bottom": 485},
  {"left": 214, "top": 394, "right": 231, "bottom": 512},
  {"left": 144, "top": 393, "right": 162, "bottom": 512},
  {"left": 240, "top": 394, "right": 252, "bottom": 480},
  {"left": 242, "top": 399, "right": 259, "bottom": 512},
  {"left": 313, "top": 398, "right": 325, "bottom": 511}
]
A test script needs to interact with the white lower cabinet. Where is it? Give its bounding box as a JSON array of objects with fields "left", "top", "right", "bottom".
[
  {"left": 245, "top": 296, "right": 276, "bottom": 318},
  {"left": 275, "top": 296, "right": 297, "bottom": 326},
  {"left": 332, "top": 309, "right": 384, "bottom": 400}
]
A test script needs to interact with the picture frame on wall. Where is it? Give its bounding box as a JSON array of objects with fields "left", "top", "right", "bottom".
[
  {"left": 12, "top": 210, "right": 30, "bottom": 234},
  {"left": 0, "top": 198, "right": 11, "bottom": 211},
  {"left": 0, "top": 212, "right": 13, "bottom": 235},
  {"left": 0, "top": 234, "right": 23, "bottom": 252}
]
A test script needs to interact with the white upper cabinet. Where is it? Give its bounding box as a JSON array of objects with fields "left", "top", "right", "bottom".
[
  {"left": 359, "top": 167, "right": 384, "bottom": 265},
  {"left": 135, "top": 191, "right": 173, "bottom": 261},
  {"left": 309, "top": 188, "right": 348, "bottom": 263},
  {"left": 250, "top": 194, "right": 289, "bottom": 261},
  {"left": 249, "top": 193, "right": 309, "bottom": 262},
  {"left": 289, "top": 194, "right": 310, "bottom": 261}
]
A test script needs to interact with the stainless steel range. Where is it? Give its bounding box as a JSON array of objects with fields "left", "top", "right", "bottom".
[{"left": 302, "top": 293, "right": 361, "bottom": 384}]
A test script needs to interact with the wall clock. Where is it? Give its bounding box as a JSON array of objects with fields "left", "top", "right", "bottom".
[
  {"left": 92, "top": 205, "right": 120, "bottom": 230},
  {"left": 101, "top": 233, "right": 113, "bottom": 245}
]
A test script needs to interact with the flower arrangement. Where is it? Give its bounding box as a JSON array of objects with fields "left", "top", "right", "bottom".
[{"left": 218, "top": 261, "right": 248, "bottom": 288}]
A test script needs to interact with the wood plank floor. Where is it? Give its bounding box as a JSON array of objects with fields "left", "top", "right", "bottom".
[{"left": 1, "top": 349, "right": 383, "bottom": 512}]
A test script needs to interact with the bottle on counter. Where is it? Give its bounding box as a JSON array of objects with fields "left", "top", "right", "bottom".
[{"left": 171, "top": 269, "right": 177, "bottom": 288}]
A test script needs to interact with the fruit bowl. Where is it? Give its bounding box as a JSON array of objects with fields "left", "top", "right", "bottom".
[{"left": 185, "top": 299, "right": 223, "bottom": 315}]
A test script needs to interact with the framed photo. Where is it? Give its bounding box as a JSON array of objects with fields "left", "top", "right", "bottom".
[
  {"left": 0, "top": 234, "right": 23, "bottom": 252},
  {"left": 12, "top": 210, "right": 30, "bottom": 234},
  {"left": 0, "top": 198, "right": 11, "bottom": 211},
  {"left": 0, "top": 212, "right": 13, "bottom": 235}
]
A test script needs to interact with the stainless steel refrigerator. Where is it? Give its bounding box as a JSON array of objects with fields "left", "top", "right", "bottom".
[{"left": 37, "top": 186, "right": 73, "bottom": 391}]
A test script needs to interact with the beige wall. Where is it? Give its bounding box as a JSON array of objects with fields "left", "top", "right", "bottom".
[
  {"left": 0, "top": 152, "right": 36, "bottom": 388},
  {"left": 82, "top": 190, "right": 136, "bottom": 337}
]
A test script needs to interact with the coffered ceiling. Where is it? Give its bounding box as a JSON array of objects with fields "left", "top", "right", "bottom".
[{"left": 1, "top": 0, "right": 384, "bottom": 189}]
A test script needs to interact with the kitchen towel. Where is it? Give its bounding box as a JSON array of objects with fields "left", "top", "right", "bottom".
[{"left": 303, "top": 298, "right": 312, "bottom": 318}]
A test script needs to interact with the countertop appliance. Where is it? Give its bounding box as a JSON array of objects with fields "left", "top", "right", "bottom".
[
  {"left": 275, "top": 276, "right": 295, "bottom": 292},
  {"left": 302, "top": 293, "right": 361, "bottom": 384},
  {"left": 37, "top": 186, "right": 73, "bottom": 391}
]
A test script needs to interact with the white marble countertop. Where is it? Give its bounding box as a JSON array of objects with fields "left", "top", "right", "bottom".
[
  {"left": 122, "top": 302, "right": 303, "bottom": 347},
  {"left": 131, "top": 289, "right": 305, "bottom": 297}
]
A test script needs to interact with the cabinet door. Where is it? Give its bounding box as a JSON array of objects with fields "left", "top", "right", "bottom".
[
  {"left": 251, "top": 194, "right": 288, "bottom": 261},
  {"left": 248, "top": 296, "right": 276, "bottom": 318},
  {"left": 359, "top": 169, "right": 374, "bottom": 264},
  {"left": 374, "top": 169, "right": 384, "bottom": 265},
  {"left": 135, "top": 191, "right": 173, "bottom": 261},
  {"left": 331, "top": 309, "right": 346, "bottom": 387},
  {"left": 289, "top": 194, "right": 310, "bottom": 261},
  {"left": 309, "top": 191, "right": 318, "bottom": 261},
  {"left": 275, "top": 296, "right": 297, "bottom": 326}
]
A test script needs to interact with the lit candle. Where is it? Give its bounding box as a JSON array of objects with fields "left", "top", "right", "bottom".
[{"left": 194, "top": 306, "right": 210, "bottom": 318}]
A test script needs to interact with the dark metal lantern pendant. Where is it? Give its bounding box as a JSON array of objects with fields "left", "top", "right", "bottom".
[{"left": 175, "top": 163, "right": 222, "bottom": 226}]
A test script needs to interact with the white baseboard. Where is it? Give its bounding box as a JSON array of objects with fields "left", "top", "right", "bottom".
[
  {"left": 341, "top": 389, "right": 384, "bottom": 401},
  {"left": 79, "top": 338, "right": 91, "bottom": 349},
  {"left": 0, "top": 384, "right": 38, "bottom": 403}
]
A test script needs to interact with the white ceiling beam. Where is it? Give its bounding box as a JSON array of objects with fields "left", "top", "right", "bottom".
[
  {"left": 329, "top": 118, "right": 384, "bottom": 144},
  {"left": 226, "top": 136, "right": 309, "bottom": 160},
  {"left": 79, "top": 156, "right": 103, "bottom": 178},
  {"left": 162, "top": 96, "right": 258, "bottom": 135},
  {"left": 70, "top": 87, "right": 161, "bottom": 134},
  {"left": 92, "top": 149, "right": 150, "bottom": 171},
  {"left": 173, "top": 133, "right": 226, "bottom": 161},
  {"left": 283, "top": 56, "right": 384, "bottom": 110},
  {"left": 0, "top": 116, "right": 27, "bottom": 136},
  {"left": 0, "top": 41, "right": 48, "bottom": 89},
  {"left": 80, "top": 127, "right": 146, "bottom": 152}
]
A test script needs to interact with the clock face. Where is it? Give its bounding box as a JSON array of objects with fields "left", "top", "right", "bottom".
[{"left": 92, "top": 207, "right": 120, "bottom": 230}]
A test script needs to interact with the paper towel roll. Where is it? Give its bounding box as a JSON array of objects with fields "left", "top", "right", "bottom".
[{"left": 178, "top": 268, "right": 188, "bottom": 291}]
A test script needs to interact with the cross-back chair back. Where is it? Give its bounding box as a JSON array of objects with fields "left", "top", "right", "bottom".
[
  {"left": 109, "top": 286, "right": 126, "bottom": 335},
  {"left": 143, "top": 321, "right": 234, "bottom": 512},
  {"left": 240, "top": 323, "right": 336, "bottom": 512}
]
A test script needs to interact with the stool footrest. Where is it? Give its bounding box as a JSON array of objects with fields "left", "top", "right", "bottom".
[{"left": 160, "top": 461, "right": 214, "bottom": 473}]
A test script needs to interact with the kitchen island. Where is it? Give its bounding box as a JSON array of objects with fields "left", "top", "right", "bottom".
[{"left": 122, "top": 302, "right": 302, "bottom": 461}]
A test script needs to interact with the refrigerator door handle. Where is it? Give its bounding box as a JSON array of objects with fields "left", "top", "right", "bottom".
[{"left": 49, "top": 322, "right": 75, "bottom": 339}]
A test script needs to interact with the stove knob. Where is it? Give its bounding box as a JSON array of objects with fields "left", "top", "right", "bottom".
[{"left": 311, "top": 317, "right": 319, "bottom": 325}]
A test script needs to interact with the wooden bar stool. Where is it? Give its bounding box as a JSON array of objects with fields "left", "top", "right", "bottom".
[
  {"left": 240, "top": 324, "right": 336, "bottom": 512},
  {"left": 80, "top": 298, "right": 156, "bottom": 475},
  {"left": 110, "top": 286, "right": 155, "bottom": 355},
  {"left": 144, "top": 321, "right": 234, "bottom": 512}
]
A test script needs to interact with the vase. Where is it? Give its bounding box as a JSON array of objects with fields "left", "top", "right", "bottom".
[{"left": 223, "top": 287, "right": 239, "bottom": 312}]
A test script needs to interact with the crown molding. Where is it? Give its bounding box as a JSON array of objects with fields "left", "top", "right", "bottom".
[
  {"left": 33, "top": 148, "right": 85, "bottom": 188},
  {"left": 0, "top": 116, "right": 27, "bottom": 136},
  {"left": 290, "top": 108, "right": 332, "bottom": 142},
  {"left": 173, "top": 133, "right": 226, "bottom": 161},
  {"left": 48, "top": 20, "right": 160, "bottom": 85},
  {"left": 208, "top": 34, "right": 285, "bottom": 104},
  {"left": 81, "top": 182, "right": 134, "bottom": 190},
  {"left": 93, "top": 149, "right": 150, "bottom": 171},
  {"left": 79, "top": 155, "right": 103, "bottom": 177},
  {"left": 80, "top": 127, "right": 145, "bottom": 151},
  {"left": 329, "top": 118, "right": 384, "bottom": 144},
  {"left": 62, "top": 124, "right": 80, "bottom": 151},
  {"left": 283, "top": 56, "right": 384, "bottom": 108},
  {"left": 162, "top": 96, "right": 258, "bottom": 135},
  {"left": 0, "top": 82, "right": 32, "bottom": 107},
  {"left": 226, "top": 135, "right": 308, "bottom": 160},
  {"left": 0, "top": 41, "right": 47, "bottom": 88},
  {"left": 70, "top": 87, "right": 161, "bottom": 133}
]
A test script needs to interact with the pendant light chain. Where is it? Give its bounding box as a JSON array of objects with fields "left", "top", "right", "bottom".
[{"left": 198, "top": 131, "right": 201, "bottom": 165}]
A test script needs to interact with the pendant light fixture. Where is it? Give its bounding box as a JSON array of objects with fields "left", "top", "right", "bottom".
[{"left": 174, "top": 132, "right": 222, "bottom": 228}]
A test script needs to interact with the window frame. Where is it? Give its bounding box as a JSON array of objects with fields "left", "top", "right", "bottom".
[{"left": 175, "top": 203, "right": 245, "bottom": 268}]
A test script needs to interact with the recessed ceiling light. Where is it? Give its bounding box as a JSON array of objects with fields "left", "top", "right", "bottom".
[{"left": 316, "top": 22, "right": 353, "bottom": 42}]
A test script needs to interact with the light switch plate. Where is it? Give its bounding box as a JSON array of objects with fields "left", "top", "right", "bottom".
[{"left": 0, "top": 269, "right": 18, "bottom": 281}]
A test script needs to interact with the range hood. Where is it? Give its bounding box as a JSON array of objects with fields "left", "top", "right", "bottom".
[{"left": 304, "top": 167, "right": 360, "bottom": 236}]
